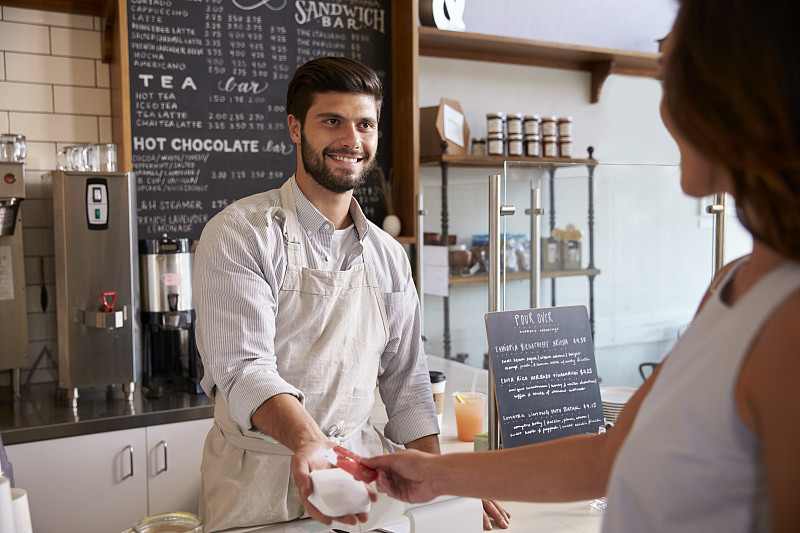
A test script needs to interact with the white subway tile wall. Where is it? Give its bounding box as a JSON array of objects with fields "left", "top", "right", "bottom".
[{"left": 0, "top": 6, "right": 113, "bottom": 385}]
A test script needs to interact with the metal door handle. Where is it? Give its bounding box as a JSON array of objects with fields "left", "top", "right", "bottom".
[
  {"left": 156, "top": 440, "right": 168, "bottom": 474},
  {"left": 122, "top": 444, "right": 134, "bottom": 480}
]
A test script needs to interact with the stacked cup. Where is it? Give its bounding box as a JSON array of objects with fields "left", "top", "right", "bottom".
[
  {"left": 0, "top": 477, "right": 33, "bottom": 533},
  {"left": 0, "top": 134, "right": 26, "bottom": 163},
  {"left": 57, "top": 143, "right": 117, "bottom": 172}
]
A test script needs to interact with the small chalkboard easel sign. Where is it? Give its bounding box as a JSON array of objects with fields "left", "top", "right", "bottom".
[{"left": 485, "top": 305, "right": 604, "bottom": 449}]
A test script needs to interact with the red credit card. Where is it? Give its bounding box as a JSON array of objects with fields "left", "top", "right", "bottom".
[{"left": 321, "top": 445, "right": 378, "bottom": 483}]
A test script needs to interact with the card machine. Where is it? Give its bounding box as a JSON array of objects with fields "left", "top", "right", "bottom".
[{"left": 86, "top": 178, "right": 109, "bottom": 230}]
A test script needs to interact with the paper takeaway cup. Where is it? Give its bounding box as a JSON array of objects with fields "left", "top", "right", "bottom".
[
  {"left": 0, "top": 477, "right": 15, "bottom": 533},
  {"left": 11, "top": 488, "right": 32, "bottom": 533},
  {"left": 429, "top": 371, "right": 446, "bottom": 429}
]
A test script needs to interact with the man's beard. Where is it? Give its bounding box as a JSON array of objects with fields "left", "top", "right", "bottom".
[{"left": 300, "top": 130, "right": 376, "bottom": 194}]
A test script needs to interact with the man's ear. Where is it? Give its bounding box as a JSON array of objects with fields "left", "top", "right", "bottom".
[{"left": 288, "top": 114, "right": 302, "bottom": 144}]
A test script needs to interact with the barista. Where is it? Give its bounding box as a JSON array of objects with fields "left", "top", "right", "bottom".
[{"left": 193, "top": 56, "right": 510, "bottom": 531}]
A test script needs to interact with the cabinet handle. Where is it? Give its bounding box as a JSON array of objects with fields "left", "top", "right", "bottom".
[
  {"left": 156, "top": 440, "right": 168, "bottom": 474},
  {"left": 123, "top": 444, "right": 134, "bottom": 480}
]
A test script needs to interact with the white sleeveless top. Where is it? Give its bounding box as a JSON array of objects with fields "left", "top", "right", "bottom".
[{"left": 602, "top": 259, "right": 800, "bottom": 533}]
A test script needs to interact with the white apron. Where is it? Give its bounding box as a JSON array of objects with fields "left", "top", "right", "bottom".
[{"left": 200, "top": 180, "right": 389, "bottom": 531}]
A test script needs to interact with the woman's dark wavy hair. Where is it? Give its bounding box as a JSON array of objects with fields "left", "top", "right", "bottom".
[
  {"left": 286, "top": 56, "right": 383, "bottom": 125},
  {"left": 663, "top": 0, "right": 800, "bottom": 260}
]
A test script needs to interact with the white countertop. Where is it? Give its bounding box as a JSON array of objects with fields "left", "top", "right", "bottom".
[{"left": 231, "top": 356, "right": 604, "bottom": 533}]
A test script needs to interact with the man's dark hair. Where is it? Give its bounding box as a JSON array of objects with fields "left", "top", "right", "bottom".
[{"left": 286, "top": 56, "right": 383, "bottom": 125}]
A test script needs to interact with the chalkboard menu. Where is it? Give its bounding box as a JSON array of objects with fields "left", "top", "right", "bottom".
[
  {"left": 128, "top": 0, "right": 392, "bottom": 241},
  {"left": 485, "top": 305, "right": 604, "bottom": 449}
]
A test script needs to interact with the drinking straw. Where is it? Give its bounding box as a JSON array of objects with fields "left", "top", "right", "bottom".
[{"left": 470, "top": 369, "right": 478, "bottom": 395}]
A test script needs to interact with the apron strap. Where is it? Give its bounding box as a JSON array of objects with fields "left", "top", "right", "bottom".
[{"left": 278, "top": 178, "right": 303, "bottom": 266}]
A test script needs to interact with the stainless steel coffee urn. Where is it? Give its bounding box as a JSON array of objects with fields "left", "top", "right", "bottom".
[
  {"left": 0, "top": 162, "right": 29, "bottom": 396},
  {"left": 52, "top": 171, "right": 140, "bottom": 405},
  {"left": 139, "top": 236, "right": 202, "bottom": 398}
]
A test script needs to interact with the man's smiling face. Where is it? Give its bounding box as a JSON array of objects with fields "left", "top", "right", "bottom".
[{"left": 291, "top": 91, "right": 379, "bottom": 194}]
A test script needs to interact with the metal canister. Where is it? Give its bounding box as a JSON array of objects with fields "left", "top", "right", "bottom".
[{"left": 139, "top": 236, "right": 194, "bottom": 316}]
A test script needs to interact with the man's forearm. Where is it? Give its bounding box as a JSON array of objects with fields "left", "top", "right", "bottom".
[
  {"left": 251, "top": 392, "right": 329, "bottom": 451},
  {"left": 404, "top": 434, "right": 441, "bottom": 454}
]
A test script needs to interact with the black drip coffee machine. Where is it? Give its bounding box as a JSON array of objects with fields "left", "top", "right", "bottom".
[{"left": 139, "top": 236, "right": 203, "bottom": 397}]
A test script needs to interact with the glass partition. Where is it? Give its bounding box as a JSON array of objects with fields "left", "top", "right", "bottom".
[{"left": 420, "top": 163, "right": 752, "bottom": 388}]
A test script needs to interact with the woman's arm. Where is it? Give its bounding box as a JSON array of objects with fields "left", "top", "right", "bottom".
[{"left": 364, "top": 362, "right": 663, "bottom": 504}]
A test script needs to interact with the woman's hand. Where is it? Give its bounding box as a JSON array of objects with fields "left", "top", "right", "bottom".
[{"left": 362, "top": 449, "right": 440, "bottom": 504}]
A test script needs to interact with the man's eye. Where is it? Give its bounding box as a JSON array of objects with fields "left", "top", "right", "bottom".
[
  {"left": 360, "top": 122, "right": 376, "bottom": 129},
  {"left": 325, "top": 118, "right": 339, "bottom": 125}
]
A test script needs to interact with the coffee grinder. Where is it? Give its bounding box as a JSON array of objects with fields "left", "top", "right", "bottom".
[
  {"left": 139, "top": 236, "right": 202, "bottom": 398},
  {"left": 0, "top": 162, "right": 28, "bottom": 397}
]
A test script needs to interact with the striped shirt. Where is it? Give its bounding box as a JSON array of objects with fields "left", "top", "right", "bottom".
[{"left": 194, "top": 177, "right": 439, "bottom": 445}]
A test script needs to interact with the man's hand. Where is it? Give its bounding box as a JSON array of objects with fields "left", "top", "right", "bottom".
[
  {"left": 291, "top": 441, "right": 377, "bottom": 526},
  {"left": 252, "top": 395, "right": 377, "bottom": 525},
  {"left": 481, "top": 499, "right": 510, "bottom": 530}
]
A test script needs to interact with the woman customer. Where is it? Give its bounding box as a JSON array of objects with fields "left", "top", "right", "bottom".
[{"left": 363, "top": 0, "right": 800, "bottom": 530}]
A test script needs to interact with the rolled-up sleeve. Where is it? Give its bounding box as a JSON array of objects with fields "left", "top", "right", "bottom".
[
  {"left": 377, "top": 250, "right": 439, "bottom": 445},
  {"left": 194, "top": 203, "right": 303, "bottom": 434}
]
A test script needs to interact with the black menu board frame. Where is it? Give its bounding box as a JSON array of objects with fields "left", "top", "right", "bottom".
[
  {"left": 485, "top": 305, "right": 605, "bottom": 449},
  {"left": 128, "top": 0, "right": 392, "bottom": 241}
]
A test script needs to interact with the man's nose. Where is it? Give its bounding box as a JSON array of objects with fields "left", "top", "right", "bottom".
[{"left": 338, "top": 123, "right": 362, "bottom": 149}]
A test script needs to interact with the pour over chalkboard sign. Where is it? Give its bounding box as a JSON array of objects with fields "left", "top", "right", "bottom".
[
  {"left": 485, "top": 305, "right": 604, "bottom": 449},
  {"left": 128, "top": 0, "right": 392, "bottom": 241}
]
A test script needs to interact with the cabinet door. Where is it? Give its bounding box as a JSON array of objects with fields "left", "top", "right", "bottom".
[
  {"left": 146, "top": 417, "right": 214, "bottom": 516},
  {"left": 6, "top": 428, "right": 148, "bottom": 533}
]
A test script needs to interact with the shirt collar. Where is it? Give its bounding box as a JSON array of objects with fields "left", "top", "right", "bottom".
[{"left": 289, "top": 175, "right": 371, "bottom": 241}]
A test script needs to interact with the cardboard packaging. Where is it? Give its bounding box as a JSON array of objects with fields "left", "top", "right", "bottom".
[{"left": 420, "top": 98, "right": 470, "bottom": 158}]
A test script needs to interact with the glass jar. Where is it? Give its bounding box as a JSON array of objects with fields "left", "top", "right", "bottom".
[
  {"left": 133, "top": 512, "right": 204, "bottom": 533},
  {"left": 487, "top": 133, "right": 505, "bottom": 156},
  {"left": 0, "top": 135, "right": 14, "bottom": 162},
  {"left": 471, "top": 137, "right": 487, "bottom": 156},
  {"left": 541, "top": 116, "right": 558, "bottom": 137},
  {"left": 507, "top": 134, "right": 524, "bottom": 157},
  {"left": 505, "top": 113, "right": 523, "bottom": 135},
  {"left": 557, "top": 116, "right": 573, "bottom": 138},
  {"left": 558, "top": 136, "right": 573, "bottom": 158},
  {"left": 486, "top": 113, "right": 504, "bottom": 135},
  {"left": 525, "top": 134, "right": 541, "bottom": 157},
  {"left": 523, "top": 115, "right": 541, "bottom": 135},
  {"left": 542, "top": 135, "right": 558, "bottom": 157}
]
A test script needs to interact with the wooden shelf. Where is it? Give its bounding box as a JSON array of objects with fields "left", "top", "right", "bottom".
[
  {"left": 418, "top": 27, "right": 660, "bottom": 103},
  {"left": 449, "top": 268, "right": 601, "bottom": 286},
  {"left": 421, "top": 154, "right": 597, "bottom": 168}
]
